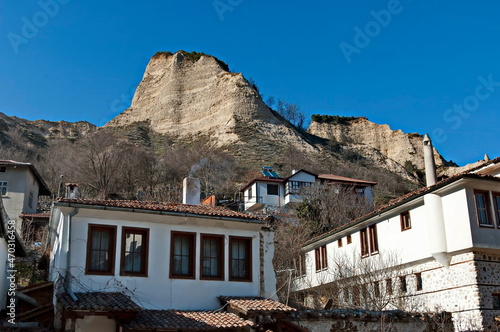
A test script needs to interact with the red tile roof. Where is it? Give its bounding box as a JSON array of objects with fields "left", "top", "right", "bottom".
[
  {"left": 58, "top": 292, "right": 141, "bottom": 312},
  {"left": 124, "top": 310, "right": 253, "bottom": 331},
  {"left": 55, "top": 198, "right": 262, "bottom": 221},
  {"left": 317, "top": 174, "right": 377, "bottom": 185},
  {"left": 218, "top": 296, "right": 296, "bottom": 314},
  {"left": 304, "top": 172, "right": 500, "bottom": 247}
]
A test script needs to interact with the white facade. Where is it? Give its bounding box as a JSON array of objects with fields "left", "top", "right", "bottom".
[
  {"left": 0, "top": 161, "right": 50, "bottom": 232},
  {"left": 242, "top": 170, "right": 375, "bottom": 213},
  {"left": 295, "top": 158, "right": 500, "bottom": 331},
  {"left": 49, "top": 201, "right": 277, "bottom": 312}
]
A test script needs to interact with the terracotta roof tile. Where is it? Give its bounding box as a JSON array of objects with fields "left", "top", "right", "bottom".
[
  {"left": 124, "top": 310, "right": 253, "bottom": 331},
  {"left": 57, "top": 292, "right": 141, "bottom": 312},
  {"left": 218, "top": 296, "right": 296, "bottom": 314},
  {"left": 317, "top": 174, "right": 377, "bottom": 185},
  {"left": 55, "top": 198, "right": 262, "bottom": 221}
]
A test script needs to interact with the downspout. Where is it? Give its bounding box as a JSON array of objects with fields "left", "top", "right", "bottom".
[{"left": 65, "top": 208, "right": 78, "bottom": 301}]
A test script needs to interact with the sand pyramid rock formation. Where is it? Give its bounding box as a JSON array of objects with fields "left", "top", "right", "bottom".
[{"left": 105, "top": 51, "right": 315, "bottom": 152}]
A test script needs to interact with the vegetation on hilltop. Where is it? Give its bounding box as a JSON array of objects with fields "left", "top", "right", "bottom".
[
  {"left": 152, "top": 50, "right": 230, "bottom": 71},
  {"left": 311, "top": 114, "right": 365, "bottom": 125}
]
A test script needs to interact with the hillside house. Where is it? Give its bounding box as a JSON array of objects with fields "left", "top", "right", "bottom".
[
  {"left": 240, "top": 168, "right": 376, "bottom": 213},
  {"left": 0, "top": 160, "right": 51, "bottom": 237},
  {"left": 48, "top": 179, "right": 295, "bottom": 331},
  {"left": 293, "top": 135, "right": 500, "bottom": 331}
]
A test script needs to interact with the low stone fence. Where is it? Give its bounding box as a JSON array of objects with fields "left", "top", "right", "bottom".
[{"left": 288, "top": 309, "right": 453, "bottom": 332}]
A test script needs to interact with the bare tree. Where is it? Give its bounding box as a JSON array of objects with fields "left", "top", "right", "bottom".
[{"left": 295, "top": 183, "right": 373, "bottom": 235}]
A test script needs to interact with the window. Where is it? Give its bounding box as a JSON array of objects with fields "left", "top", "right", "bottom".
[
  {"left": 400, "top": 211, "right": 411, "bottom": 231},
  {"left": 369, "top": 225, "right": 379, "bottom": 254},
  {"left": 229, "top": 236, "right": 252, "bottom": 281},
  {"left": 294, "top": 252, "right": 306, "bottom": 278},
  {"left": 248, "top": 186, "right": 253, "bottom": 199},
  {"left": 360, "top": 229, "right": 369, "bottom": 257},
  {"left": 493, "top": 293, "right": 500, "bottom": 309},
  {"left": 475, "top": 190, "right": 493, "bottom": 226},
  {"left": 286, "top": 181, "right": 312, "bottom": 195},
  {"left": 86, "top": 225, "right": 117, "bottom": 275},
  {"left": 386, "top": 278, "right": 393, "bottom": 295},
  {"left": 400, "top": 276, "right": 407, "bottom": 293},
  {"left": 346, "top": 234, "right": 352, "bottom": 244},
  {"left": 374, "top": 281, "right": 380, "bottom": 298},
  {"left": 361, "top": 226, "right": 378, "bottom": 257},
  {"left": 0, "top": 181, "right": 7, "bottom": 196},
  {"left": 315, "top": 245, "right": 327, "bottom": 271},
  {"left": 28, "top": 190, "right": 34, "bottom": 208},
  {"left": 200, "top": 234, "right": 224, "bottom": 280},
  {"left": 338, "top": 238, "right": 343, "bottom": 248},
  {"left": 0, "top": 166, "right": 5, "bottom": 172},
  {"left": 416, "top": 273, "right": 423, "bottom": 291},
  {"left": 267, "top": 184, "right": 279, "bottom": 196},
  {"left": 121, "top": 227, "right": 149, "bottom": 276},
  {"left": 352, "top": 286, "right": 360, "bottom": 306},
  {"left": 494, "top": 193, "right": 500, "bottom": 227},
  {"left": 170, "top": 232, "right": 196, "bottom": 279}
]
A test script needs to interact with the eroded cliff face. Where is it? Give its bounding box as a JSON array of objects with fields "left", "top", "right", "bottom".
[
  {"left": 307, "top": 117, "right": 447, "bottom": 171},
  {"left": 0, "top": 112, "right": 96, "bottom": 146},
  {"left": 105, "top": 51, "right": 314, "bottom": 152}
]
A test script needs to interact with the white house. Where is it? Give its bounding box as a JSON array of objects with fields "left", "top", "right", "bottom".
[
  {"left": 241, "top": 168, "right": 376, "bottom": 213},
  {"left": 0, "top": 160, "right": 51, "bottom": 235},
  {"left": 48, "top": 179, "right": 294, "bottom": 331},
  {"left": 294, "top": 136, "right": 500, "bottom": 331}
]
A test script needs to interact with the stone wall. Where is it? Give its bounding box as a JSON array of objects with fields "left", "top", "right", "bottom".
[{"left": 289, "top": 309, "right": 452, "bottom": 332}]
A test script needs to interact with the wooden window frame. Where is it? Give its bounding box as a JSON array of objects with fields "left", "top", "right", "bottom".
[
  {"left": 294, "top": 252, "right": 306, "bottom": 278},
  {"left": 346, "top": 234, "right": 352, "bottom": 244},
  {"left": 360, "top": 228, "right": 369, "bottom": 257},
  {"left": 338, "top": 238, "right": 343, "bottom": 248},
  {"left": 229, "top": 236, "right": 252, "bottom": 282},
  {"left": 314, "top": 245, "right": 327, "bottom": 271},
  {"left": 400, "top": 211, "right": 411, "bottom": 231},
  {"left": 120, "top": 227, "right": 149, "bottom": 277},
  {"left": 170, "top": 231, "right": 196, "bottom": 279},
  {"left": 474, "top": 190, "right": 494, "bottom": 227},
  {"left": 200, "top": 234, "right": 224, "bottom": 281},
  {"left": 369, "top": 225, "right": 379, "bottom": 255},
  {"left": 85, "top": 224, "right": 117, "bottom": 276}
]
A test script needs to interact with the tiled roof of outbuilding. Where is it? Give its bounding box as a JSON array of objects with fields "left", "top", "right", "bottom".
[
  {"left": 123, "top": 309, "right": 253, "bottom": 331},
  {"left": 57, "top": 292, "right": 141, "bottom": 312},
  {"left": 218, "top": 296, "right": 296, "bottom": 314},
  {"left": 55, "top": 198, "right": 262, "bottom": 221}
]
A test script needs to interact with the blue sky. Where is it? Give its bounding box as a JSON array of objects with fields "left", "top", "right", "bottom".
[{"left": 1, "top": 0, "right": 499, "bottom": 166}]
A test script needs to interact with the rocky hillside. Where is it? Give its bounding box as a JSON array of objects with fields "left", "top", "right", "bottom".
[
  {"left": 307, "top": 115, "right": 452, "bottom": 171},
  {"left": 0, "top": 112, "right": 96, "bottom": 148}
]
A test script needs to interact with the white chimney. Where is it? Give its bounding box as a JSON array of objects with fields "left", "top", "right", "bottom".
[
  {"left": 65, "top": 183, "right": 79, "bottom": 199},
  {"left": 292, "top": 169, "right": 298, "bottom": 175},
  {"left": 183, "top": 177, "right": 200, "bottom": 205},
  {"left": 423, "top": 134, "right": 437, "bottom": 186}
]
